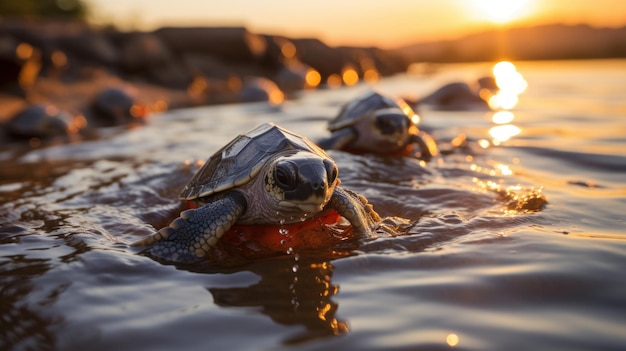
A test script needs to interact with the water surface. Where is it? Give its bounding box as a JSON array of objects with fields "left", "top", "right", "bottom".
[{"left": 1, "top": 59, "right": 625, "bottom": 350}]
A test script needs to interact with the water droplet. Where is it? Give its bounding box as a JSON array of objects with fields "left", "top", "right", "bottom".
[
  {"left": 293, "top": 253, "right": 300, "bottom": 261},
  {"left": 292, "top": 264, "right": 299, "bottom": 272},
  {"left": 279, "top": 219, "right": 285, "bottom": 225},
  {"left": 291, "top": 297, "right": 300, "bottom": 309},
  {"left": 280, "top": 239, "right": 286, "bottom": 245},
  {"left": 279, "top": 228, "right": 289, "bottom": 235},
  {"left": 286, "top": 247, "right": 294, "bottom": 255}
]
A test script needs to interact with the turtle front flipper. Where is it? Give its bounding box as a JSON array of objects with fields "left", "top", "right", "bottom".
[
  {"left": 409, "top": 131, "right": 439, "bottom": 160},
  {"left": 327, "top": 187, "right": 381, "bottom": 236},
  {"left": 132, "top": 192, "right": 247, "bottom": 262},
  {"left": 317, "top": 128, "right": 356, "bottom": 150}
]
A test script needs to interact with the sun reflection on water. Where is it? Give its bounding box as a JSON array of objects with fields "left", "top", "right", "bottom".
[
  {"left": 485, "top": 61, "right": 527, "bottom": 146},
  {"left": 492, "top": 110, "right": 515, "bottom": 124},
  {"left": 489, "top": 124, "right": 521, "bottom": 144},
  {"left": 446, "top": 333, "right": 460, "bottom": 347},
  {"left": 488, "top": 61, "right": 527, "bottom": 110}
]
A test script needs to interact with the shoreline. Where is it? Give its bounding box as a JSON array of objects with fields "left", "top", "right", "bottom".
[{"left": 0, "top": 19, "right": 408, "bottom": 125}]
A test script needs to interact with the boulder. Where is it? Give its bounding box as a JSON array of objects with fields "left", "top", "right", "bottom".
[
  {"left": 119, "top": 32, "right": 174, "bottom": 72},
  {"left": 154, "top": 27, "right": 266, "bottom": 63}
]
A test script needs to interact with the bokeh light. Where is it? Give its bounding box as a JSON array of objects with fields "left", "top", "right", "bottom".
[
  {"left": 342, "top": 67, "right": 359, "bottom": 86},
  {"left": 327, "top": 74, "right": 342, "bottom": 89},
  {"left": 305, "top": 68, "right": 321, "bottom": 88},
  {"left": 363, "top": 68, "right": 380, "bottom": 83}
]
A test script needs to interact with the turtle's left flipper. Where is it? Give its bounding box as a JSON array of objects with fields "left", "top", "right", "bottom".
[
  {"left": 328, "top": 187, "right": 381, "bottom": 237},
  {"left": 132, "top": 192, "right": 246, "bottom": 262}
]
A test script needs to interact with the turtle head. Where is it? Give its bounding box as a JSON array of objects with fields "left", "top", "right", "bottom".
[
  {"left": 362, "top": 107, "right": 413, "bottom": 149},
  {"left": 266, "top": 151, "right": 338, "bottom": 214}
]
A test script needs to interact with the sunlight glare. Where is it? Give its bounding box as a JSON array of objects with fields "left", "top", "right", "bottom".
[
  {"left": 493, "top": 62, "right": 528, "bottom": 95},
  {"left": 489, "top": 124, "right": 521, "bottom": 144},
  {"left": 468, "top": 0, "right": 535, "bottom": 24},
  {"left": 488, "top": 61, "right": 527, "bottom": 110}
]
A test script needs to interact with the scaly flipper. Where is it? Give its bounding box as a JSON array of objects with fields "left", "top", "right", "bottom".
[
  {"left": 328, "top": 187, "right": 381, "bottom": 236},
  {"left": 409, "top": 131, "right": 439, "bottom": 160},
  {"left": 132, "top": 192, "right": 246, "bottom": 262}
]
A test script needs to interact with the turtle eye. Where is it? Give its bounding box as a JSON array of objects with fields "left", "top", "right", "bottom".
[
  {"left": 324, "top": 159, "right": 338, "bottom": 184},
  {"left": 274, "top": 161, "right": 297, "bottom": 190},
  {"left": 375, "top": 115, "right": 392, "bottom": 133}
]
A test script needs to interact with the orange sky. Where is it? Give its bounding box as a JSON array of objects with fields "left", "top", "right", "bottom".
[{"left": 89, "top": 0, "right": 626, "bottom": 48}]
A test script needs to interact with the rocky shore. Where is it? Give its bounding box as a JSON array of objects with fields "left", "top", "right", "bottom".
[{"left": 0, "top": 19, "right": 409, "bottom": 125}]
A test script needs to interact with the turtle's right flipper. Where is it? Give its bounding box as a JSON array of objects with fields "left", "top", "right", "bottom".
[{"left": 132, "top": 192, "right": 246, "bottom": 262}]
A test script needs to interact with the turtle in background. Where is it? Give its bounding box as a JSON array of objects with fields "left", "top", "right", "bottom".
[
  {"left": 133, "top": 122, "right": 380, "bottom": 262},
  {"left": 89, "top": 87, "right": 148, "bottom": 127},
  {"left": 4, "top": 103, "right": 85, "bottom": 140},
  {"left": 411, "top": 76, "right": 498, "bottom": 111},
  {"left": 317, "top": 90, "right": 438, "bottom": 160}
]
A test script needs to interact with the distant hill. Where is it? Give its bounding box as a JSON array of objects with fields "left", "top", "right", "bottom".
[{"left": 394, "top": 24, "right": 626, "bottom": 63}]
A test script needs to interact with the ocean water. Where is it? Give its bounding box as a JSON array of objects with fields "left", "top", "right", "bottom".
[{"left": 1, "top": 59, "right": 625, "bottom": 350}]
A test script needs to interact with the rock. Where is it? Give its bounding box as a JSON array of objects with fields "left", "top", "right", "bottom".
[
  {"left": 274, "top": 61, "right": 313, "bottom": 92},
  {"left": 0, "top": 34, "right": 25, "bottom": 97},
  {"left": 154, "top": 27, "right": 267, "bottom": 63},
  {"left": 117, "top": 32, "right": 192, "bottom": 89},
  {"left": 119, "top": 32, "right": 174, "bottom": 72},
  {"left": 6, "top": 103, "right": 77, "bottom": 139},
  {"left": 182, "top": 53, "right": 269, "bottom": 80},
  {"left": 292, "top": 38, "right": 350, "bottom": 81},
  {"left": 1, "top": 19, "right": 118, "bottom": 64},
  {"left": 418, "top": 82, "right": 490, "bottom": 110},
  {"left": 238, "top": 77, "right": 284, "bottom": 105}
]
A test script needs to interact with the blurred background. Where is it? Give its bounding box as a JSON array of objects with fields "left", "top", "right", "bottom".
[{"left": 1, "top": 0, "right": 625, "bottom": 125}]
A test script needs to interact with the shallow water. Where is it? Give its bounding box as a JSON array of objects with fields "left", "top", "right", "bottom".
[{"left": 1, "top": 59, "right": 625, "bottom": 350}]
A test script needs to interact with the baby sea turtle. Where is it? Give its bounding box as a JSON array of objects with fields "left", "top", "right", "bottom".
[
  {"left": 133, "top": 122, "right": 380, "bottom": 262},
  {"left": 318, "top": 90, "right": 438, "bottom": 159},
  {"left": 90, "top": 87, "right": 147, "bottom": 126},
  {"left": 6, "top": 103, "right": 82, "bottom": 139}
]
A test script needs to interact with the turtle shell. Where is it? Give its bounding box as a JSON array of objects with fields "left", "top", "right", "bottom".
[
  {"left": 328, "top": 91, "right": 402, "bottom": 132},
  {"left": 179, "top": 123, "right": 330, "bottom": 200}
]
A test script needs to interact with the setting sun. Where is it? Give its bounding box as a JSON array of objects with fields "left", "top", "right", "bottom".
[{"left": 467, "top": 0, "right": 536, "bottom": 24}]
